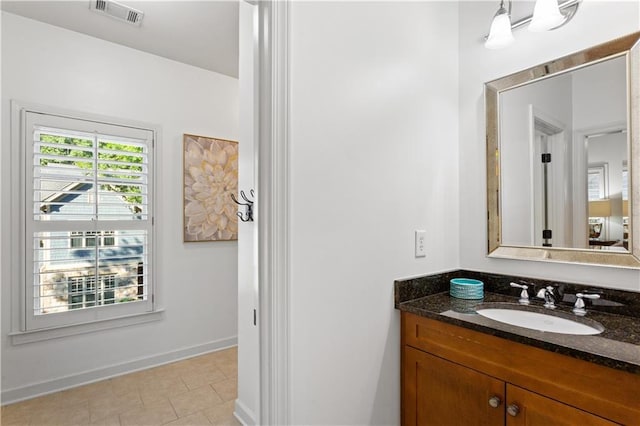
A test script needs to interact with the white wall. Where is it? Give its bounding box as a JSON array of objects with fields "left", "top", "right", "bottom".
[
  {"left": 459, "top": 1, "right": 640, "bottom": 290},
  {"left": 573, "top": 54, "right": 627, "bottom": 131},
  {"left": 1, "top": 12, "right": 238, "bottom": 402},
  {"left": 236, "top": 2, "right": 259, "bottom": 424},
  {"left": 289, "top": 2, "right": 459, "bottom": 424}
]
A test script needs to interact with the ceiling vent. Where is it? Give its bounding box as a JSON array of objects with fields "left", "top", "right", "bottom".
[{"left": 90, "top": 0, "right": 144, "bottom": 26}]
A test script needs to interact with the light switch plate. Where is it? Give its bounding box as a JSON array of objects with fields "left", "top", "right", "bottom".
[{"left": 415, "top": 230, "right": 426, "bottom": 257}]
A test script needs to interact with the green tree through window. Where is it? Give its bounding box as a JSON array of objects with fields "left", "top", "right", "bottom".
[{"left": 39, "top": 134, "right": 144, "bottom": 205}]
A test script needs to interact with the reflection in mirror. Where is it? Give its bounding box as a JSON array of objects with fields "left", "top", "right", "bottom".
[
  {"left": 486, "top": 32, "right": 640, "bottom": 268},
  {"left": 500, "top": 55, "right": 627, "bottom": 251},
  {"left": 586, "top": 131, "right": 627, "bottom": 250}
]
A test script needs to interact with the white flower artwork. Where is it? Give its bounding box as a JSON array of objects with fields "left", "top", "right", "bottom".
[{"left": 183, "top": 134, "right": 238, "bottom": 242}]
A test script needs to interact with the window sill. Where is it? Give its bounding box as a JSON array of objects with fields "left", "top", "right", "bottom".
[{"left": 9, "top": 309, "right": 165, "bottom": 345}]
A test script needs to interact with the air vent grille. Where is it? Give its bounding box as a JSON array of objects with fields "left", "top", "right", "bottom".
[
  {"left": 127, "top": 10, "right": 140, "bottom": 24},
  {"left": 90, "top": 0, "right": 144, "bottom": 26}
]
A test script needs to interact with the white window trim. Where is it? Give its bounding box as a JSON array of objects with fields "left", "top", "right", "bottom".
[
  {"left": 9, "top": 310, "right": 165, "bottom": 345},
  {"left": 9, "top": 100, "right": 162, "bottom": 344}
]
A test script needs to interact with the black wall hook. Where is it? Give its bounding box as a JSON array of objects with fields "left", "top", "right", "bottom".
[{"left": 231, "top": 189, "right": 255, "bottom": 222}]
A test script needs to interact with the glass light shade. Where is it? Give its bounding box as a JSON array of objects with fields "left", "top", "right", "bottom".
[
  {"left": 589, "top": 200, "right": 612, "bottom": 218},
  {"left": 529, "top": 0, "right": 565, "bottom": 32},
  {"left": 485, "top": 11, "right": 515, "bottom": 49}
]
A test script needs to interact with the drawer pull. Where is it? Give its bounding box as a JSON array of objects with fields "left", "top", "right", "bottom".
[
  {"left": 507, "top": 404, "right": 520, "bottom": 417},
  {"left": 488, "top": 396, "right": 502, "bottom": 408}
]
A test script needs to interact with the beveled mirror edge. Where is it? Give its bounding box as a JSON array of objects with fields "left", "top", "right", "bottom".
[
  {"left": 489, "top": 246, "right": 640, "bottom": 269},
  {"left": 630, "top": 37, "right": 639, "bottom": 262},
  {"left": 485, "top": 32, "right": 640, "bottom": 92},
  {"left": 486, "top": 85, "right": 500, "bottom": 254},
  {"left": 485, "top": 31, "right": 640, "bottom": 269}
]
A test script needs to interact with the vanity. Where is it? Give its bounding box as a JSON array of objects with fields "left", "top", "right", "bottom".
[
  {"left": 394, "top": 30, "right": 640, "bottom": 426},
  {"left": 396, "top": 30, "right": 640, "bottom": 425},
  {"left": 396, "top": 271, "right": 640, "bottom": 425}
]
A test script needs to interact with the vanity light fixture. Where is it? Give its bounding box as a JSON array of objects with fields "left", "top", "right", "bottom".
[
  {"left": 484, "top": 0, "right": 582, "bottom": 49},
  {"left": 485, "top": 0, "right": 515, "bottom": 49},
  {"left": 529, "top": 0, "right": 566, "bottom": 32}
]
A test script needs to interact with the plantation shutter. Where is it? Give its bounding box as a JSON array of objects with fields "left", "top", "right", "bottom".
[{"left": 24, "top": 112, "right": 155, "bottom": 330}]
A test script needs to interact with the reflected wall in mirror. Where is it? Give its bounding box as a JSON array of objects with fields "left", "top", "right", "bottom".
[{"left": 486, "top": 32, "right": 640, "bottom": 268}]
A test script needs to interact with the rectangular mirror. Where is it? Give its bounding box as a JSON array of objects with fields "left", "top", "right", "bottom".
[{"left": 486, "top": 32, "right": 640, "bottom": 268}]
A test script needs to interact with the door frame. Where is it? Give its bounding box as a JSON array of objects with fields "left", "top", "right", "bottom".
[
  {"left": 528, "top": 105, "right": 568, "bottom": 247},
  {"left": 257, "top": 1, "right": 291, "bottom": 424},
  {"left": 573, "top": 122, "right": 627, "bottom": 247}
]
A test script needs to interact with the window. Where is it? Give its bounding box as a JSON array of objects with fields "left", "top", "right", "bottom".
[
  {"left": 588, "top": 165, "right": 608, "bottom": 201},
  {"left": 69, "top": 276, "right": 96, "bottom": 310},
  {"left": 70, "top": 231, "right": 116, "bottom": 249},
  {"left": 19, "top": 106, "right": 156, "bottom": 331},
  {"left": 68, "top": 275, "right": 116, "bottom": 310}
]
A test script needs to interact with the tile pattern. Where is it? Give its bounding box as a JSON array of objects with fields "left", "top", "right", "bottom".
[{"left": 1, "top": 347, "right": 240, "bottom": 426}]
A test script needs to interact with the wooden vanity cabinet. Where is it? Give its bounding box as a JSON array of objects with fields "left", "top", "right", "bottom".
[
  {"left": 401, "top": 312, "right": 640, "bottom": 426},
  {"left": 404, "top": 347, "right": 616, "bottom": 426}
]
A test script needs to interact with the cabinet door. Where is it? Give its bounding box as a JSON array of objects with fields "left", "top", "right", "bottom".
[
  {"left": 505, "top": 384, "right": 619, "bottom": 426},
  {"left": 403, "top": 346, "right": 505, "bottom": 426}
]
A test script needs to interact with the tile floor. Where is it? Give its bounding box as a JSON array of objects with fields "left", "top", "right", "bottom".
[{"left": 1, "top": 347, "right": 241, "bottom": 426}]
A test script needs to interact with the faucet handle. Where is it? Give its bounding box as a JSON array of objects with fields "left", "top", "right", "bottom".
[
  {"left": 510, "top": 282, "right": 527, "bottom": 289},
  {"left": 510, "top": 282, "right": 530, "bottom": 304},
  {"left": 573, "top": 293, "right": 600, "bottom": 316}
]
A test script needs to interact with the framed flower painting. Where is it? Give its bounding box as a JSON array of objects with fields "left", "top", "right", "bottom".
[{"left": 183, "top": 134, "right": 238, "bottom": 242}]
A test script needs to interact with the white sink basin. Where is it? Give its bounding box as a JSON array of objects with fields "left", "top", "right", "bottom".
[{"left": 476, "top": 308, "right": 604, "bottom": 335}]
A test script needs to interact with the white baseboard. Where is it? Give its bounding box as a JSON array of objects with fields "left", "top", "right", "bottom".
[
  {"left": 234, "top": 398, "right": 257, "bottom": 426},
  {"left": 1, "top": 336, "right": 238, "bottom": 405}
]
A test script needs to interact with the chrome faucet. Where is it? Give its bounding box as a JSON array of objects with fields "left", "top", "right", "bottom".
[{"left": 536, "top": 286, "right": 556, "bottom": 309}]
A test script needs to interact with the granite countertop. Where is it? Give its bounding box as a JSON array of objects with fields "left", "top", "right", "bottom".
[{"left": 395, "top": 270, "right": 640, "bottom": 375}]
